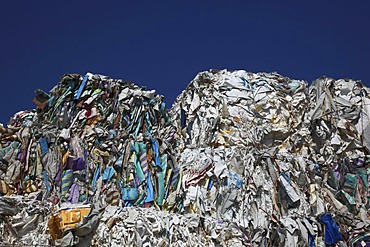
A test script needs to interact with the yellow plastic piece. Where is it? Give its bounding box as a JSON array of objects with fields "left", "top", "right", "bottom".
[{"left": 60, "top": 207, "right": 91, "bottom": 230}]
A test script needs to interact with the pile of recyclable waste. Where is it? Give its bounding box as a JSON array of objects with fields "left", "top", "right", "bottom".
[{"left": 0, "top": 70, "right": 369, "bottom": 246}]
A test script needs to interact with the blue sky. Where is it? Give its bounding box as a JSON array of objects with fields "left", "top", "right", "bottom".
[{"left": 1, "top": 1, "right": 369, "bottom": 124}]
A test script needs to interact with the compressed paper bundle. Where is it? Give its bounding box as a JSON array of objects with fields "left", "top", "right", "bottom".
[
  {"left": 0, "top": 73, "right": 180, "bottom": 245},
  {"left": 170, "top": 70, "right": 370, "bottom": 246}
]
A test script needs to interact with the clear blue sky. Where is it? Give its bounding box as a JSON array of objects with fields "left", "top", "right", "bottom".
[{"left": 1, "top": 1, "right": 369, "bottom": 124}]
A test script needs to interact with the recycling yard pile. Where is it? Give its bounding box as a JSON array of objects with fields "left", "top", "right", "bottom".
[{"left": 0, "top": 70, "right": 369, "bottom": 246}]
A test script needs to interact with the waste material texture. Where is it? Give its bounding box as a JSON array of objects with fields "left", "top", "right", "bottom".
[{"left": 0, "top": 70, "right": 369, "bottom": 246}]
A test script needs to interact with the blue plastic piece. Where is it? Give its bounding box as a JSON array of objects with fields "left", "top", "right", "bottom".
[
  {"left": 145, "top": 173, "right": 154, "bottom": 203},
  {"left": 74, "top": 75, "right": 89, "bottom": 100},
  {"left": 39, "top": 138, "right": 48, "bottom": 155},
  {"left": 102, "top": 166, "right": 116, "bottom": 181},
  {"left": 92, "top": 166, "right": 100, "bottom": 191},
  {"left": 321, "top": 214, "right": 343, "bottom": 245}
]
